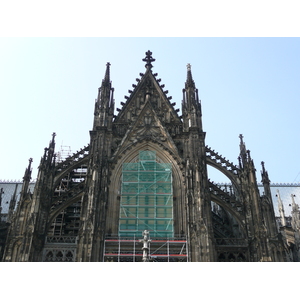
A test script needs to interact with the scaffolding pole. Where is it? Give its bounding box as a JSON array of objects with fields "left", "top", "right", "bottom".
[
  {"left": 133, "top": 234, "right": 135, "bottom": 262},
  {"left": 118, "top": 237, "right": 120, "bottom": 262}
]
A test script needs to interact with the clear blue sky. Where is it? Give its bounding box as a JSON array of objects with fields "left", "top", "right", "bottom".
[{"left": 0, "top": 37, "right": 299, "bottom": 183}]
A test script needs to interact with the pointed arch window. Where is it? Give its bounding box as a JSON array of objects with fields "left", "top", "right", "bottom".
[{"left": 119, "top": 151, "right": 173, "bottom": 238}]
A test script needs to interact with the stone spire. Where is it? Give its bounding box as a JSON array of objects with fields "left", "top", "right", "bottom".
[
  {"left": 291, "top": 194, "right": 300, "bottom": 230},
  {"left": 276, "top": 189, "right": 286, "bottom": 227},
  {"left": 20, "top": 158, "right": 33, "bottom": 200},
  {"left": 94, "top": 63, "right": 114, "bottom": 129},
  {"left": 48, "top": 133, "right": 56, "bottom": 164},
  {"left": 98, "top": 62, "right": 112, "bottom": 109},
  {"left": 261, "top": 161, "right": 270, "bottom": 184},
  {"left": 239, "top": 134, "right": 246, "bottom": 154},
  {"left": 23, "top": 158, "right": 33, "bottom": 182},
  {"left": 185, "top": 63, "right": 195, "bottom": 89},
  {"left": 0, "top": 188, "right": 3, "bottom": 215},
  {"left": 182, "top": 63, "right": 202, "bottom": 131},
  {"left": 291, "top": 194, "right": 298, "bottom": 210},
  {"left": 7, "top": 183, "right": 19, "bottom": 223},
  {"left": 238, "top": 134, "right": 249, "bottom": 168},
  {"left": 104, "top": 62, "right": 110, "bottom": 83}
]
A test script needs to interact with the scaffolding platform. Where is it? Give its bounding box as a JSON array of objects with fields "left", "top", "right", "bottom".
[{"left": 104, "top": 235, "right": 188, "bottom": 262}]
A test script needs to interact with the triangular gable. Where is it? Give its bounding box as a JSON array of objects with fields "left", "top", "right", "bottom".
[
  {"left": 112, "top": 99, "right": 180, "bottom": 159},
  {"left": 114, "top": 68, "right": 181, "bottom": 125}
]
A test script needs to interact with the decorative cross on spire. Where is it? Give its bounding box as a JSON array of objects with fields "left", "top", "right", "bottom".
[{"left": 142, "top": 50, "right": 155, "bottom": 69}]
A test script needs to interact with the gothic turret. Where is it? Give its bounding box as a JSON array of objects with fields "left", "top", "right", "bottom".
[
  {"left": 0, "top": 188, "right": 3, "bottom": 216},
  {"left": 182, "top": 64, "right": 202, "bottom": 132},
  {"left": 2, "top": 157, "right": 35, "bottom": 261},
  {"left": 77, "top": 64, "right": 115, "bottom": 262},
  {"left": 238, "top": 134, "right": 248, "bottom": 168},
  {"left": 93, "top": 63, "right": 115, "bottom": 129},
  {"left": 261, "top": 161, "right": 270, "bottom": 185},
  {"left": 260, "top": 161, "right": 278, "bottom": 237},
  {"left": 39, "top": 133, "right": 56, "bottom": 174},
  {"left": 291, "top": 194, "right": 300, "bottom": 231},
  {"left": 277, "top": 190, "right": 286, "bottom": 227},
  {"left": 261, "top": 161, "right": 272, "bottom": 200},
  {"left": 290, "top": 194, "right": 300, "bottom": 261},
  {"left": 20, "top": 158, "right": 32, "bottom": 200},
  {"left": 7, "top": 183, "right": 19, "bottom": 223}
]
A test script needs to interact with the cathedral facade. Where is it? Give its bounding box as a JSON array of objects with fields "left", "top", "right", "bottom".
[{"left": 2, "top": 51, "right": 299, "bottom": 262}]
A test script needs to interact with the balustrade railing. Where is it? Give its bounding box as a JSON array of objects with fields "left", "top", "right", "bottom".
[
  {"left": 215, "top": 238, "right": 248, "bottom": 246},
  {"left": 45, "top": 236, "right": 77, "bottom": 244}
]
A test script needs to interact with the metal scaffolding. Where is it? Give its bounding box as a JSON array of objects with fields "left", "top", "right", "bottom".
[
  {"left": 119, "top": 151, "right": 174, "bottom": 238},
  {"left": 104, "top": 234, "right": 188, "bottom": 262}
]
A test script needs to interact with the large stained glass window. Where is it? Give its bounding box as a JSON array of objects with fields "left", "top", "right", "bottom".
[{"left": 119, "top": 151, "right": 173, "bottom": 238}]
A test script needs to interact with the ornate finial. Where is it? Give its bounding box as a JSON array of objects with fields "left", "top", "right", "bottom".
[
  {"left": 104, "top": 62, "right": 111, "bottom": 82},
  {"left": 23, "top": 157, "right": 33, "bottom": 182},
  {"left": 261, "top": 161, "right": 266, "bottom": 173},
  {"left": 51, "top": 132, "right": 56, "bottom": 145},
  {"left": 142, "top": 50, "right": 155, "bottom": 69},
  {"left": 261, "top": 161, "right": 269, "bottom": 178},
  {"left": 239, "top": 134, "right": 244, "bottom": 143},
  {"left": 239, "top": 134, "right": 248, "bottom": 163},
  {"left": 185, "top": 63, "right": 195, "bottom": 88}
]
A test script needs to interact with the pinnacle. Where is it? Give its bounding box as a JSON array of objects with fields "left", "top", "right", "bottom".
[
  {"left": 185, "top": 63, "right": 195, "bottom": 88},
  {"left": 103, "top": 62, "right": 111, "bottom": 84},
  {"left": 142, "top": 50, "right": 155, "bottom": 70}
]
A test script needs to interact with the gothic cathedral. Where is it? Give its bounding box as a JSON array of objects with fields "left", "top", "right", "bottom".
[{"left": 2, "top": 51, "right": 292, "bottom": 262}]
